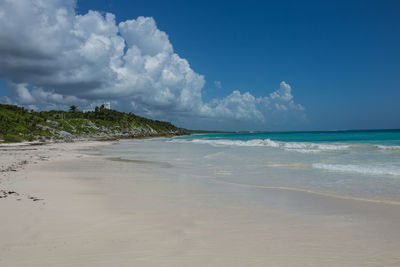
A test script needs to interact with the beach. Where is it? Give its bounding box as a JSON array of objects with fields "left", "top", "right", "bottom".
[
  {"left": 1, "top": 139, "right": 400, "bottom": 266},
  {"left": 1, "top": 0, "right": 399, "bottom": 265}
]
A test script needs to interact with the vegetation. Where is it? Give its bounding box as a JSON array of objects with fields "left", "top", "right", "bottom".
[{"left": 0, "top": 104, "right": 187, "bottom": 143}]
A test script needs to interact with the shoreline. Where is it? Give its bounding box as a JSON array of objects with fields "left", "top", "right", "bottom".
[
  {"left": 210, "top": 177, "right": 400, "bottom": 207},
  {"left": 0, "top": 132, "right": 186, "bottom": 146},
  {"left": 2, "top": 139, "right": 400, "bottom": 206},
  {"left": 2, "top": 140, "right": 400, "bottom": 266}
]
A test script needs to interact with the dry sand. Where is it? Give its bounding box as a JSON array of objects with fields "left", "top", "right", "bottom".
[{"left": 1, "top": 141, "right": 400, "bottom": 266}]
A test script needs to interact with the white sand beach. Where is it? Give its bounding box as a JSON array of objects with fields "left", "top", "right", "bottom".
[
  {"left": 1, "top": 0, "right": 400, "bottom": 266},
  {"left": 1, "top": 140, "right": 400, "bottom": 266}
]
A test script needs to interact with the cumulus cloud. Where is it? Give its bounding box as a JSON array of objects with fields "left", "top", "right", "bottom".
[
  {"left": 0, "top": 0, "right": 305, "bottom": 130},
  {"left": 3, "top": 82, "right": 90, "bottom": 111}
]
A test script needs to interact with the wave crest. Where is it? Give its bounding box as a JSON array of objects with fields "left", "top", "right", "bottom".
[
  {"left": 312, "top": 163, "right": 400, "bottom": 176},
  {"left": 170, "top": 138, "right": 350, "bottom": 153},
  {"left": 376, "top": 145, "right": 400, "bottom": 151}
]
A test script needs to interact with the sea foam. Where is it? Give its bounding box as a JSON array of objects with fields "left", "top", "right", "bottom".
[
  {"left": 170, "top": 138, "right": 350, "bottom": 153},
  {"left": 376, "top": 145, "right": 400, "bottom": 151},
  {"left": 312, "top": 163, "right": 400, "bottom": 176}
]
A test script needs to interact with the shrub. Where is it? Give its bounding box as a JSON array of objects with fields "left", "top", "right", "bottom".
[{"left": 3, "top": 135, "right": 24, "bottom": 143}]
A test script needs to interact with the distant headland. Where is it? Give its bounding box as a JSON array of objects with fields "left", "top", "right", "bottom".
[{"left": 0, "top": 104, "right": 189, "bottom": 143}]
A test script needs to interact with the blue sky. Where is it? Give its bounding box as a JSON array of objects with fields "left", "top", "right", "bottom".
[{"left": 0, "top": 0, "right": 399, "bottom": 130}]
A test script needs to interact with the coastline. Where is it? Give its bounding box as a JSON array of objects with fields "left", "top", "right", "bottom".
[
  {"left": 1, "top": 140, "right": 400, "bottom": 266},
  {"left": 209, "top": 177, "right": 400, "bottom": 206}
]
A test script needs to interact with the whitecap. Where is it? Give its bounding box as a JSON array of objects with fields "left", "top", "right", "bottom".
[
  {"left": 312, "top": 163, "right": 400, "bottom": 176},
  {"left": 170, "top": 138, "right": 350, "bottom": 153},
  {"left": 376, "top": 145, "right": 400, "bottom": 151}
]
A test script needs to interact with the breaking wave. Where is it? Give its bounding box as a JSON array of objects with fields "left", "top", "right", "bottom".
[
  {"left": 170, "top": 138, "right": 350, "bottom": 153},
  {"left": 312, "top": 163, "right": 400, "bottom": 176},
  {"left": 375, "top": 145, "right": 400, "bottom": 151}
]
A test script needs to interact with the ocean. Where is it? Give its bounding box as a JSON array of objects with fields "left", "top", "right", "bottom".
[
  {"left": 87, "top": 130, "right": 400, "bottom": 264},
  {"left": 104, "top": 129, "right": 400, "bottom": 203}
]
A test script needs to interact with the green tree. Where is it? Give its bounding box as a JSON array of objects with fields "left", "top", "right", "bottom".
[{"left": 69, "top": 105, "right": 77, "bottom": 113}]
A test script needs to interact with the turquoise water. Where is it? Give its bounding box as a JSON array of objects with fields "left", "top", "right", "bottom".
[
  {"left": 101, "top": 130, "right": 400, "bottom": 202},
  {"left": 168, "top": 129, "right": 400, "bottom": 201},
  {"left": 176, "top": 129, "right": 400, "bottom": 146},
  {"left": 102, "top": 130, "right": 400, "bottom": 202}
]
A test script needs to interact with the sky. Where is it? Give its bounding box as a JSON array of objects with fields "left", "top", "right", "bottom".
[{"left": 0, "top": 0, "right": 399, "bottom": 131}]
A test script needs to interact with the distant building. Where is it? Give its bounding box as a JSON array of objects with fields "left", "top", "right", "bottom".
[{"left": 103, "top": 102, "right": 111, "bottom": 109}]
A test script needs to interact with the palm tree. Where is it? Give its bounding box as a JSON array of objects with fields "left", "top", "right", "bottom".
[{"left": 69, "top": 105, "right": 77, "bottom": 113}]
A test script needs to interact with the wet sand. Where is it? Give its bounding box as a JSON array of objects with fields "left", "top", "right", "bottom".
[{"left": 1, "top": 141, "right": 400, "bottom": 266}]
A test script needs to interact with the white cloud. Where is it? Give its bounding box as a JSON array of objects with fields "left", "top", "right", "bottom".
[
  {"left": 194, "top": 81, "right": 305, "bottom": 129},
  {"left": 4, "top": 82, "right": 88, "bottom": 110},
  {"left": 267, "top": 81, "right": 305, "bottom": 112},
  {"left": 11, "top": 83, "right": 35, "bottom": 105},
  {"left": 0, "top": 0, "right": 305, "bottom": 130}
]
